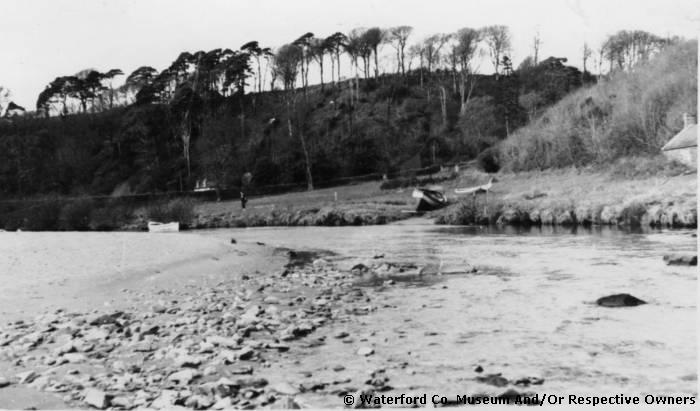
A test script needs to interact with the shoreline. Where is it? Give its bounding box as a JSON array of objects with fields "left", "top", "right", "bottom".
[{"left": 2, "top": 166, "right": 696, "bottom": 231}]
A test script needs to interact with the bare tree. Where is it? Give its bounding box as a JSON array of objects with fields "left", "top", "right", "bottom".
[
  {"left": 387, "top": 26, "right": 413, "bottom": 76},
  {"left": 481, "top": 25, "right": 512, "bottom": 76},
  {"left": 272, "top": 44, "right": 313, "bottom": 190},
  {"left": 532, "top": 30, "right": 542, "bottom": 65},
  {"left": 582, "top": 42, "right": 592, "bottom": 79},
  {"left": 424, "top": 33, "right": 451, "bottom": 74},
  {"left": 0, "top": 86, "right": 10, "bottom": 117},
  {"left": 453, "top": 27, "right": 482, "bottom": 115}
]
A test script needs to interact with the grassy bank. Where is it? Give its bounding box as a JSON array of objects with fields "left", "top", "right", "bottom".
[
  {"left": 436, "top": 157, "right": 696, "bottom": 228},
  {"left": 1, "top": 156, "right": 694, "bottom": 230}
]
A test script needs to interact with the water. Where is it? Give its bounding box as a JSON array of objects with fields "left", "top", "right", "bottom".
[{"left": 198, "top": 224, "right": 697, "bottom": 396}]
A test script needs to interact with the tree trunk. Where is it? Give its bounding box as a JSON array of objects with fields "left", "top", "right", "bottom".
[
  {"left": 440, "top": 86, "right": 447, "bottom": 127},
  {"left": 319, "top": 58, "right": 324, "bottom": 91},
  {"left": 374, "top": 47, "right": 379, "bottom": 79}
]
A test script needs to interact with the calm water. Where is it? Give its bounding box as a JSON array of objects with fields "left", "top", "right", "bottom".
[{"left": 197, "top": 224, "right": 697, "bottom": 396}]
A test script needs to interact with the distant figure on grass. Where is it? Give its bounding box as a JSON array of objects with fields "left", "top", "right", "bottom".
[{"left": 241, "top": 172, "right": 253, "bottom": 210}]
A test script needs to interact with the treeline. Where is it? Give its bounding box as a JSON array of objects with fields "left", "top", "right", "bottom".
[
  {"left": 0, "top": 27, "right": 681, "bottom": 200},
  {"left": 499, "top": 39, "right": 697, "bottom": 171}
]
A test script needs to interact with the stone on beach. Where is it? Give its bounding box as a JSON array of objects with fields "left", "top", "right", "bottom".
[
  {"left": 663, "top": 254, "right": 697, "bottom": 266},
  {"left": 83, "top": 388, "right": 110, "bottom": 409},
  {"left": 357, "top": 347, "right": 374, "bottom": 356},
  {"left": 596, "top": 293, "right": 646, "bottom": 307}
]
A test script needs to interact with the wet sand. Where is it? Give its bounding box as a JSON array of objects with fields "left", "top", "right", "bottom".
[{"left": 0, "top": 232, "right": 286, "bottom": 323}]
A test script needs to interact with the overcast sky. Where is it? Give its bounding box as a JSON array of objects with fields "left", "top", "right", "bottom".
[{"left": 2, "top": 0, "right": 698, "bottom": 109}]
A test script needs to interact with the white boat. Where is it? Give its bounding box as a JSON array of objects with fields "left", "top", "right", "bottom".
[
  {"left": 148, "top": 221, "right": 180, "bottom": 232},
  {"left": 455, "top": 178, "right": 494, "bottom": 195}
]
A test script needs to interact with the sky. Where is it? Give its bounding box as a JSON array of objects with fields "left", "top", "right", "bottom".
[{"left": 1, "top": 0, "right": 698, "bottom": 109}]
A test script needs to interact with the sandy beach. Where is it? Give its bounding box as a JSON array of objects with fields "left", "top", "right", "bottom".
[{"left": 0, "top": 232, "right": 286, "bottom": 324}]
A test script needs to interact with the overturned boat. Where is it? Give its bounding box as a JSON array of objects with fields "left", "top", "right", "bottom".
[
  {"left": 147, "top": 221, "right": 180, "bottom": 233},
  {"left": 412, "top": 188, "right": 448, "bottom": 212}
]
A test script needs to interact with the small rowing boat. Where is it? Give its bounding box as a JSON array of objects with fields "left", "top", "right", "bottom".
[
  {"left": 148, "top": 221, "right": 180, "bottom": 233},
  {"left": 412, "top": 188, "right": 448, "bottom": 212},
  {"left": 455, "top": 178, "right": 494, "bottom": 195}
]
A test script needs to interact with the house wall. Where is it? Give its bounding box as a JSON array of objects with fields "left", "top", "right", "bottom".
[{"left": 664, "top": 147, "right": 697, "bottom": 169}]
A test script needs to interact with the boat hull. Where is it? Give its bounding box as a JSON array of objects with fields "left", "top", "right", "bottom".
[
  {"left": 413, "top": 189, "right": 448, "bottom": 212},
  {"left": 148, "top": 221, "right": 180, "bottom": 233}
]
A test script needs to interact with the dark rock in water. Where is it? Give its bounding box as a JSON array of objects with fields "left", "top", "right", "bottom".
[
  {"left": 596, "top": 294, "right": 646, "bottom": 307},
  {"left": 351, "top": 263, "right": 370, "bottom": 275},
  {"left": 476, "top": 373, "right": 508, "bottom": 387},
  {"left": 474, "top": 365, "right": 483, "bottom": 373},
  {"left": 230, "top": 238, "right": 237, "bottom": 244},
  {"left": 514, "top": 376, "right": 544, "bottom": 386},
  {"left": 663, "top": 254, "right": 697, "bottom": 266},
  {"left": 89, "top": 311, "right": 125, "bottom": 326},
  {"left": 498, "top": 389, "right": 532, "bottom": 402},
  {"left": 287, "top": 250, "right": 297, "bottom": 258}
]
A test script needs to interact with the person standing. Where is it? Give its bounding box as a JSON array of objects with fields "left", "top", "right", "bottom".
[{"left": 241, "top": 172, "right": 253, "bottom": 210}]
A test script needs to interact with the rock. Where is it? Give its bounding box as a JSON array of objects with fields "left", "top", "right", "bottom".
[
  {"left": 514, "top": 376, "right": 544, "bottom": 386},
  {"left": 476, "top": 373, "right": 509, "bottom": 387},
  {"left": 357, "top": 347, "right": 374, "bottom": 356},
  {"left": 351, "top": 264, "right": 370, "bottom": 275},
  {"left": 184, "top": 394, "right": 214, "bottom": 409},
  {"left": 0, "top": 377, "right": 11, "bottom": 388},
  {"left": 235, "top": 346, "right": 255, "bottom": 360},
  {"left": 596, "top": 294, "right": 646, "bottom": 307},
  {"left": 168, "top": 369, "right": 201, "bottom": 385},
  {"left": 17, "top": 370, "right": 39, "bottom": 384},
  {"left": 63, "top": 353, "right": 87, "bottom": 363},
  {"left": 234, "top": 377, "right": 268, "bottom": 388},
  {"left": 498, "top": 389, "right": 527, "bottom": 401},
  {"left": 474, "top": 365, "right": 483, "bottom": 373},
  {"left": 333, "top": 365, "right": 346, "bottom": 372},
  {"left": 271, "top": 396, "right": 301, "bottom": 409},
  {"left": 84, "top": 388, "right": 110, "bottom": 409},
  {"left": 89, "top": 311, "right": 124, "bottom": 326},
  {"left": 271, "top": 381, "right": 299, "bottom": 395},
  {"left": 334, "top": 331, "right": 349, "bottom": 339},
  {"left": 151, "top": 390, "right": 181, "bottom": 409},
  {"left": 175, "top": 355, "right": 204, "bottom": 368},
  {"left": 212, "top": 397, "right": 234, "bottom": 410},
  {"left": 230, "top": 238, "right": 237, "bottom": 244},
  {"left": 110, "top": 396, "right": 133, "bottom": 409},
  {"left": 663, "top": 254, "right": 697, "bottom": 266}
]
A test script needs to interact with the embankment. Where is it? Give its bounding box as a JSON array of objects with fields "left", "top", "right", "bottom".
[{"left": 435, "top": 166, "right": 697, "bottom": 228}]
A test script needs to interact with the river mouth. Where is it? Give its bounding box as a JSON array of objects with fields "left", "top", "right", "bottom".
[{"left": 197, "top": 223, "right": 697, "bottom": 397}]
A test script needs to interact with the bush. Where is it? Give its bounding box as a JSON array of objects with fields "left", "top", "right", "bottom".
[
  {"left": 477, "top": 147, "right": 501, "bottom": 173},
  {"left": 23, "top": 198, "right": 62, "bottom": 230},
  {"left": 146, "top": 198, "right": 196, "bottom": 228},
  {"left": 59, "top": 198, "right": 95, "bottom": 230},
  {"left": 609, "top": 155, "right": 689, "bottom": 179},
  {"left": 499, "top": 40, "right": 697, "bottom": 171},
  {"left": 90, "top": 201, "right": 134, "bottom": 230}
]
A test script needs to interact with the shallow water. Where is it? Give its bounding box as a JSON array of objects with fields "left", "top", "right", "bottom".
[{"left": 199, "top": 224, "right": 697, "bottom": 396}]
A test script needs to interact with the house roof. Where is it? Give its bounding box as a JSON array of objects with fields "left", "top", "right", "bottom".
[{"left": 662, "top": 124, "right": 697, "bottom": 151}]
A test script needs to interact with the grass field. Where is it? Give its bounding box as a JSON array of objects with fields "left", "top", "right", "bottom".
[{"left": 189, "top": 155, "right": 696, "bottom": 228}]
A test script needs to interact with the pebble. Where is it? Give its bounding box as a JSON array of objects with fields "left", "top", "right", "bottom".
[
  {"left": 83, "top": 388, "right": 110, "bottom": 409},
  {"left": 271, "top": 381, "right": 299, "bottom": 395},
  {"left": 0, "top": 377, "right": 11, "bottom": 388},
  {"left": 357, "top": 347, "right": 375, "bottom": 356}
]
